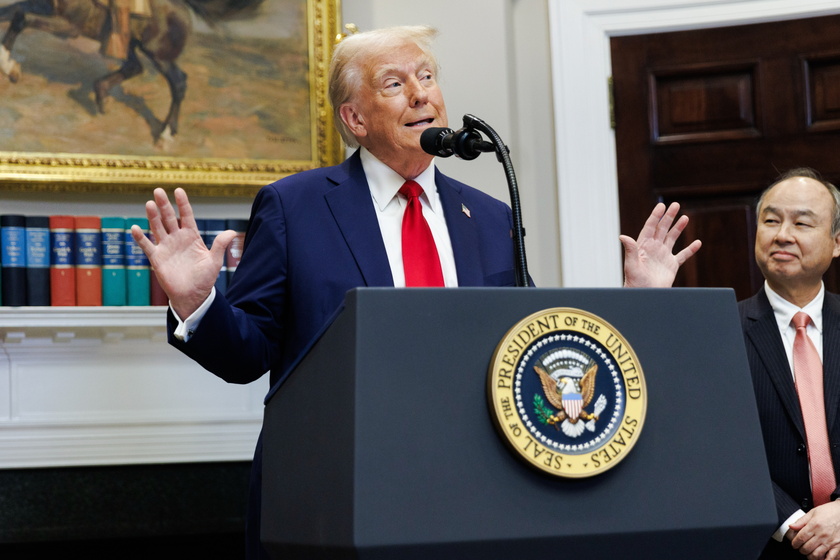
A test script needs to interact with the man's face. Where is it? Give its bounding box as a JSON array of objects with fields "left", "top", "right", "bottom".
[
  {"left": 755, "top": 177, "right": 840, "bottom": 295},
  {"left": 339, "top": 41, "right": 448, "bottom": 178}
]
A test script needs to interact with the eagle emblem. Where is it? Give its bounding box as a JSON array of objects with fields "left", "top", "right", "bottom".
[{"left": 534, "top": 353, "right": 607, "bottom": 438}]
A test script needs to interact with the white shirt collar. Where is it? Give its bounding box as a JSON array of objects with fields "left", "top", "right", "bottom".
[
  {"left": 764, "top": 280, "right": 824, "bottom": 334},
  {"left": 359, "top": 148, "right": 439, "bottom": 212}
]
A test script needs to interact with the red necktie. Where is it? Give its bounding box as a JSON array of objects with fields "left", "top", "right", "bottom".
[
  {"left": 792, "top": 311, "right": 836, "bottom": 506},
  {"left": 399, "top": 181, "right": 444, "bottom": 287}
]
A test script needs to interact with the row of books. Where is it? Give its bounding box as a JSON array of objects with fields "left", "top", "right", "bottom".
[{"left": 0, "top": 215, "right": 248, "bottom": 307}]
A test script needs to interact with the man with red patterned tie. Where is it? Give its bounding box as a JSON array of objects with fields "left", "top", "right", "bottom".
[
  {"left": 132, "top": 25, "right": 701, "bottom": 560},
  {"left": 740, "top": 168, "right": 840, "bottom": 560}
]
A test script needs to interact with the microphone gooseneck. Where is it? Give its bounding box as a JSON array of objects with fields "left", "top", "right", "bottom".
[{"left": 420, "top": 115, "right": 529, "bottom": 288}]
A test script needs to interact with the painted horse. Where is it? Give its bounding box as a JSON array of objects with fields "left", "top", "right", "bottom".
[{"left": 0, "top": 0, "right": 259, "bottom": 144}]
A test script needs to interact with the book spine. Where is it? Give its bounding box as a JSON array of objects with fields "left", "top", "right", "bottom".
[
  {"left": 101, "top": 217, "right": 127, "bottom": 306},
  {"left": 25, "top": 216, "right": 50, "bottom": 306},
  {"left": 50, "top": 215, "right": 76, "bottom": 306},
  {"left": 225, "top": 219, "right": 249, "bottom": 288},
  {"left": 204, "top": 219, "right": 227, "bottom": 296},
  {"left": 75, "top": 216, "right": 102, "bottom": 306},
  {"left": 1, "top": 215, "right": 27, "bottom": 306},
  {"left": 125, "top": 218, "right": 150, "bottom": 306}
]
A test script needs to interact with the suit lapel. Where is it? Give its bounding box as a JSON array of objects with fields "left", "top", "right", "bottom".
[
  {"left": 436, "top": 169, "right": 484, "bottom": 286},
  {"left": 822, "top": 294, "right": 840, "bottom": 429},
  {"left": 744, "top": 290, "right": 806, "bottom": 438},
  {"left": 324, "top": 153, "right": 394, "bottom": 287}
]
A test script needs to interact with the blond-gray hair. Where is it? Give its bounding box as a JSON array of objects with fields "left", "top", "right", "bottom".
[{"left": 329, "top": 25, "right": 440, "bottom": 147}]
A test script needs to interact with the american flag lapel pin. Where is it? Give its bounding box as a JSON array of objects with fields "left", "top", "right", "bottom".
[{"left": 461, "top": 203, "right": 471, "bottom": 218}]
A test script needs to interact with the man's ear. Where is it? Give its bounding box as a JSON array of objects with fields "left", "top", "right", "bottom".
[{"left": 339, "top": 104, "right": 367, "bottom": 139}]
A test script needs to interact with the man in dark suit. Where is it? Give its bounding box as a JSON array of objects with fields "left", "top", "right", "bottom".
[
  {"left": 740, "top": 168, "right": 840, "bottom": 560},
  {"left": 132, "top": 25, "right": 701, "bottom": 559}
]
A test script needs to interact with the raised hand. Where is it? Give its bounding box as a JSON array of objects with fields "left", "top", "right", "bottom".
[
  {"left": 619, "top": 202, "right": 702, "bottom": 288},
  {"left": 131, "top": 187, "right": 236, "bottom": 319}
]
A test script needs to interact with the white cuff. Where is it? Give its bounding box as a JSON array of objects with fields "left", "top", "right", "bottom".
[
  {"left": 171, "top": 288, "right": 216, "bottom": 342},
  {"left": 773, "top": 509, "right": 806, "bottom": 542}
]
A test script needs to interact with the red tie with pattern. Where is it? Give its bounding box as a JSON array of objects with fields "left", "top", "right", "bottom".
[
  {"left": 399, "top": 180, "right": 444, "bottom": 287},
  {"left": 792, "top": 311, "right": 836, "bottom": 506}
]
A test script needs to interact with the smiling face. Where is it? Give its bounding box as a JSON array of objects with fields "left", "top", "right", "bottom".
[
  {"left": 755, "top": 176, "right": 840, "bottom": 305},
  {"left": 338, "top": 41, "right": 448, "bottom": 179}
]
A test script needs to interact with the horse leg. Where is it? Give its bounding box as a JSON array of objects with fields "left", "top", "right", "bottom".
[
  {"left": 151, "top": 59, "right": 187, "bottom": 145},
  {"left": 93, "top": 45, "right": 143, "bottom": 114}
]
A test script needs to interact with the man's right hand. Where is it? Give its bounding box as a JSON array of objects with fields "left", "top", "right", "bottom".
[{"left": 131, "top": 187, "right": 237, "bottom": 319}]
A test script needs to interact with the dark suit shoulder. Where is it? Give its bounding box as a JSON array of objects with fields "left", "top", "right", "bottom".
[
  {"left": 824, "top": 290, "right": 840, "bottom": 310},
  {"left": 263, "top": 158, "right": 353, "bottom": 194}
]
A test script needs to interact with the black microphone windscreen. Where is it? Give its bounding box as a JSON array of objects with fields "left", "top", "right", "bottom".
[{"left": 420, "top": 127, "right": 454, "bottom": 157}]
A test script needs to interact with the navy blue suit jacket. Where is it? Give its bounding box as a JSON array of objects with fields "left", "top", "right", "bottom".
[
  {"left": 739, "top": 288, "right": 840, "bottom": 559},
  {"left": 170, "top": 150, "right": 520, "bottom": 388}
]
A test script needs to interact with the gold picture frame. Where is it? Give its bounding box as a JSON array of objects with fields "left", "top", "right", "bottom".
[{"left": 0, "top": 0, "right": 342, "bottom": 196}]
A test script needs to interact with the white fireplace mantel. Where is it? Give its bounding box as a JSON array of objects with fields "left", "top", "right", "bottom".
[{"left": 0, "top": 307, "right": 265, "bottom": 468}]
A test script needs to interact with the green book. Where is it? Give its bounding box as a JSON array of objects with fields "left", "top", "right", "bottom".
[
  {"left": 101, "top": 217, "right": 127, "bottom": 306},
  {"left": 125, "top": 217, "right": 150, "bottom": 306}
]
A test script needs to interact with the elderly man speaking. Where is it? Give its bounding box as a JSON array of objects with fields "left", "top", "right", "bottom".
[{"left": 132, "top": 25, "right": 701, "bottom": 559}]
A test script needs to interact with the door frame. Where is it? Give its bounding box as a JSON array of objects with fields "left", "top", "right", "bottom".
[{"left": 548, "top": 0, "right": 840, "bottom": 287}]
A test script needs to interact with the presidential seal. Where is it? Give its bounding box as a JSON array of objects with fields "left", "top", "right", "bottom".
[{"left": 487, "top": 308, "right": 647, "bottom": 478}]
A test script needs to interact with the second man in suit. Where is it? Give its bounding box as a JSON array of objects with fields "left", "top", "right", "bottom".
[{"left": 740, "top": 168, "right": 840, "bottom": 560}]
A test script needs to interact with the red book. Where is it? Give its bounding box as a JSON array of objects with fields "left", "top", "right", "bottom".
[
  {"left": 49, "top": 215, "right": 76, "bottom": 306},
  {"left": 74, "top": 216, "right": 102, "bottom": 306}
]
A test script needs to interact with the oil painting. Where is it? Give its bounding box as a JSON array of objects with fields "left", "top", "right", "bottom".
[{"left": 0, "top": 0, "right": 341, "bottom": 195}]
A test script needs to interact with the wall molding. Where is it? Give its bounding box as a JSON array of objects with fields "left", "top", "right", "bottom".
[{"left": 0, "top": 307, "right": 264, "bottom": 468}]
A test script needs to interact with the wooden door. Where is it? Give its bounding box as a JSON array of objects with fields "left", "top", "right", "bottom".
[{"left": 611, "top": 14, "right": 840, "bottom": 300}]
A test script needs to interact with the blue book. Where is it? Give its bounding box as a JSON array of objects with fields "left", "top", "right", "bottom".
[
  {"left": 25, "top": 216, "right": 50, "bottom": 306},
  {"left": 203, "top": 219, "right": 227, "bottom": 296},
  {"left": 101, "top": 217, "right": 127, "bottom": 306},
  {"left": 74, "top": 216, "right": 102, "bottom": 306},
  {"left": 1, "top": 214, "right": 27, "bottom": 306},
  {"left": 125, "top": 217, "right": 150, "bottom": 306}
]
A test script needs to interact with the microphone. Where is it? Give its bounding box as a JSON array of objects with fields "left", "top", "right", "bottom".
[
  {"left": 420, "top": 127, "right": 495, "bottom": 160},
  {"left": 425, "top": 114, "right": 529, "bottom": 287}
]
